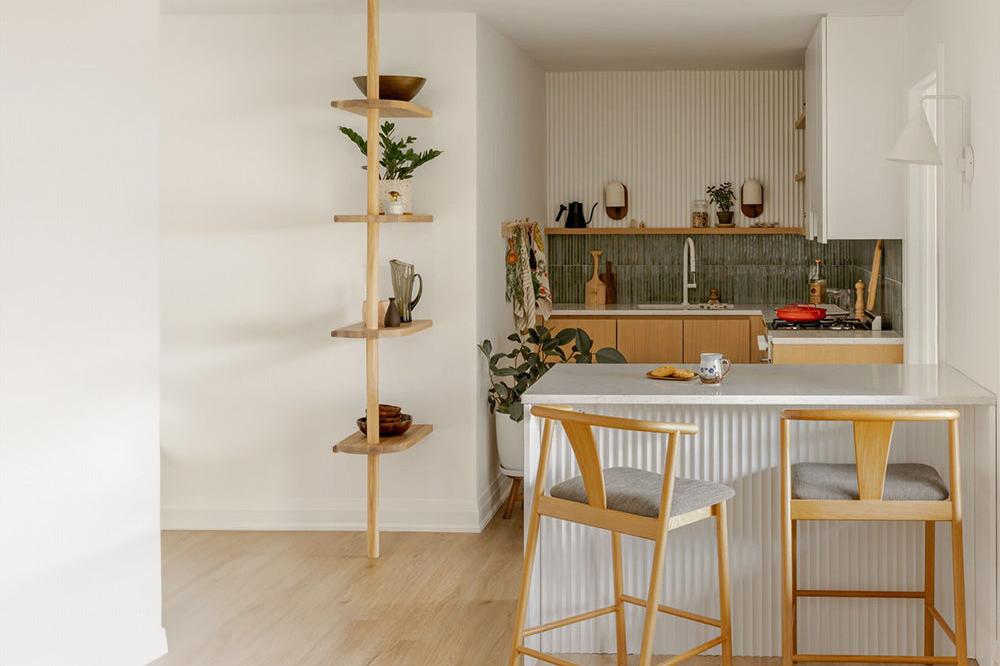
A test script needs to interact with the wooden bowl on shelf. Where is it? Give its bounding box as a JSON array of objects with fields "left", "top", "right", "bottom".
[
  {"left": 352, "top": 76, "right": 426, "bottom": 101},
  {"left": 357, "top": 413, "right": 413, "bottom": 437}
]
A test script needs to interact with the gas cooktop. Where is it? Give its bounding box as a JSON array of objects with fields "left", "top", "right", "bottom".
[{"left": 769, "top": 317, "right": 872, "bottom": 331}]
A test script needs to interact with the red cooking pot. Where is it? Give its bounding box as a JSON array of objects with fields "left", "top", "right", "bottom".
[{"left": 775, "top": 304, "right": 827, "bottom": 323}]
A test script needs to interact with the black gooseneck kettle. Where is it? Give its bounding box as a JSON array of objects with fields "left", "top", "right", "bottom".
[{"left": 556, "top": 201, "right": 598, "bottom": 228}]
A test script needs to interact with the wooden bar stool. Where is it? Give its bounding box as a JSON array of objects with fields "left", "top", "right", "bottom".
[
  {"left": 509, "top": 405, "right": 734, "bottom": 666},
  {"left": 780, "top": 409, "right": 967, "bottom": 666}
]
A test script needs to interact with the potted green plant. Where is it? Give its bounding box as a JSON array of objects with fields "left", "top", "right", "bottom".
[
  {"left": 479, "top": 325, "right": 626, "bottom": 478},
  {"left": 706, "top": 181, "right": 736, "bottom": 227},
  {"left": 339, "top": 121, "right": 442, "bottom": 214}
]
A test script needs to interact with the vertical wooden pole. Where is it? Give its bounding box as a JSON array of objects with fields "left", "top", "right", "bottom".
[
  {"left": 780, "top": 418, "right": 794, "bottom": 666},
  {"left": 638, "top": 433, "right": 678, "bottom": 666},
  {"left": 715, "top": 502, "right": 733, "bottom": 666},
  {"left": 364, "top": 0, "right": 381, "bottom": 559},
  {"left": 610, "top": 531, "right": 628, "bottom": 666},
  {"left": 948, "top": 420, "right": 968, "bottom": 666},
  {"left": 508, "top": 419, "right": 554, "bottom": 666},
  {"left": 924, "top": 520, "right": 936, "bottom": 659}
]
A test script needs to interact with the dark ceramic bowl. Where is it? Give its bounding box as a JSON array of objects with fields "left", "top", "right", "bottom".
[
  {"left": 357, "top": 413, "right": 413, "bottom": 437},
  {"left": 352, "top": 76, "right": 426, "bottom": 102}
]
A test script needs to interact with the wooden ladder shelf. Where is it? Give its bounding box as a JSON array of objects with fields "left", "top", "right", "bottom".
[{"left": 329, "top": 0, "right": 434, "bottom": 559}]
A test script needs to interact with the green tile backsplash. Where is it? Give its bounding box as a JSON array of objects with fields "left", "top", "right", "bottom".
[{"left": 547, "top": 234, "right": 903, "bottom": 331}]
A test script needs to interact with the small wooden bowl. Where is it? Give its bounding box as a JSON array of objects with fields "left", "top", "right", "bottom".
[
  {"left": 357, "top": 413, "right": 413, "bottom": 437},
  {"left": 353, "top": 76, "right": 426, "bottom": 101},
  {"left": 375, "top": 404, "right": 402, "bottom": 418}
]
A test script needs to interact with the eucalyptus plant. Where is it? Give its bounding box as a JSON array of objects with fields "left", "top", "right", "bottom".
[
  {"left": 339, "top": 121, "right": 442, "bottom": 180},
  {"left": 706, "top": 182, "right": 736, "bottom": 211},
  {"left": 478, "top": 325, "right": 627, "bottom": 422}
]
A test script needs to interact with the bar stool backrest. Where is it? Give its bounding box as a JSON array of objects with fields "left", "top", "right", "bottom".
[
  {"left": 530, "top": 405, "right": 699, "bottom": 509},
  {"left": 780, "top": 408, "right": 960, "bottom": 501}
]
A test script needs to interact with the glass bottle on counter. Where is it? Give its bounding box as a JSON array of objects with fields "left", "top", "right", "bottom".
[
  {"left": 691, "top": 200, "right": 709, "bottom": 228},
  {"left": 808, "top": 258, "right": 827, "bottom": 305}
]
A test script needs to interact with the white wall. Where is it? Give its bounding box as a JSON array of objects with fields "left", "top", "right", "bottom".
[
  {"left": 547, "top": 71, "right": 804, "bottom": 229},
  {"left": 903, "top": 0, "right": 1000, "bottom": 393},
  {"left": 474, "top": 18, "right": 546, "bottom": 512},
  {"left": 161, "top": 12, "right": 543, "bottom": 531},
  {"left": 0, "top": 2, "right": 166, "bottom": 665},
  {"left": 902, "top": 0, "right": 1000, "bottom": 658}
]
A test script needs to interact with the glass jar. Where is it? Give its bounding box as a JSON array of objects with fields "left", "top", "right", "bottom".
[{"left": 691, "top": 200, "right": 709, "bottom": 228}]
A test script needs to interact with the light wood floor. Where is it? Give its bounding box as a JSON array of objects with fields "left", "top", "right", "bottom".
[{"left": 152, "top": 512, "right": 773, "bottom": 665}]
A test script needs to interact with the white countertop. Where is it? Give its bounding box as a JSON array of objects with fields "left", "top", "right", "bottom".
[
  {"left": 552, "top": 303, "right": 778, "bottom": 317},
  {"left": 521, "top": 363, "right": 994, "bottom": 406},
  {"left": 550, "top": 303, "right": 904, "bottom": 343}
]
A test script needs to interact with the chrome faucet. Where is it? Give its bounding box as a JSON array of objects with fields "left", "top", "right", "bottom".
[{"left": 682, "top": 237, "right": 697, "bottom": 306}]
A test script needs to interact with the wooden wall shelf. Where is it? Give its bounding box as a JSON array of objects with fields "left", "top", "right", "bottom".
[
  {"left": 544, "top": 226, "right": 806, "bottom": 236},
  {"left": 794, "top": 112, "right": 806, "bottom": 130},
  {"left": 331, "top": 320, "right": 432, "bottom": 339},
  {"left": 334, "top": 214, "right": 433, "bottom": 223},
  {"left": 331, "top": 99, "right": 432, "bottom": 118},
  {"left": 333, "top": 424, "right": 433, "bottom": 455}
]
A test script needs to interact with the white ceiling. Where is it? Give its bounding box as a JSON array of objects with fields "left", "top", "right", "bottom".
[{"left": 161, "top": 0, "right": 912, "bottom": 70}]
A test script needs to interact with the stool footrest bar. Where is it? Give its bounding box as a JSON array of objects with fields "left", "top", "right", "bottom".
[
  {"left": 621, "top": 594, "right": 721, "bottom": 627},
  {"left": 656, "top": 636, "right": 725, "bottom": 666},
  {"left": 793, "top": 654, "right": 957, "bottom": 664},
  {"left": 928, "top": 605, "right": 958, "bottom": 644},
  {"left": 522, "top": 604, "right": 617, "bottom": 637},
  {"left": 515, "top": 646, "right": 578, "bottom": 666},
  {"left": 796, "top": 588, "right": 924, "bottom": 599}
]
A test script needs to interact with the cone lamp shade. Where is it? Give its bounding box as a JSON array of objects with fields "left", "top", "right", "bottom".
[{"left": 887, "top": 109, "right": 942, "bottom": 165}]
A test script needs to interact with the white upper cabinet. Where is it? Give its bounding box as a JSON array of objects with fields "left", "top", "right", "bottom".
[{"left": 804, "top": 16, "right": 904, "bottom": 241}]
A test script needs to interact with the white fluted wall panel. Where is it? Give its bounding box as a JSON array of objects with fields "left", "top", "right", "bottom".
[
  {"left": 546, "top": 71, "right": 804, "bottom": 228},
  {"left": 524, "top": 405, "right": 986, "bottom": 658}
]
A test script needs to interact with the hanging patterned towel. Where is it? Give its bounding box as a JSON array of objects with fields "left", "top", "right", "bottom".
[{"left": 500, "top": 219, "right": 552, "bottom": 333}]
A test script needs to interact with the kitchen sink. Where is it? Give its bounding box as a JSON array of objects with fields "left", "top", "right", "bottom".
[{"left": 636, "top": 303, "right": 736, "bottom": 311}]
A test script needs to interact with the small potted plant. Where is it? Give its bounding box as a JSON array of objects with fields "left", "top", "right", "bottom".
[
  {"left": 706, "top": 182, "right": 736, "bottom": 227},
  {"left": 479, "top": 326, "right": 626, "bottom": 480},
  {"left": 339, "top": 121, "right": 442, "bottom": 214}
]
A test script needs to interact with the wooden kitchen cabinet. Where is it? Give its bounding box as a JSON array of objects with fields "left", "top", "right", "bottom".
[
  {"left": 772, "top": 343, "right": 903, "bottom": 365},
  {"left": 683, "top": 319, "right": 750, "bottom": 363},
  {"left": 616, "top": 318, "right": 684, "bottom": 363},
  {"left": 547, "top": 317, "right": 617, "bottom": 360}
]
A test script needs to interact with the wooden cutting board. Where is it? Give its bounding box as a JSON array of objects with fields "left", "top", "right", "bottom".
[
  {"left": 585, "top": 250, "right": 606, "bottom": 307},
  {"left": 600, "top": 259, "right": 617, "bottom": 305}
]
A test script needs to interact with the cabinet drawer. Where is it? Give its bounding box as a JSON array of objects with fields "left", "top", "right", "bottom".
[
  {"left": 772, "top": 343, "right": 903, "bottom": 365},
  {"left": 616, "top": 319, "right": 683, "bottom": 363},
  {"left": 683, "top": 319, "right": 750, "bottom": 363}
]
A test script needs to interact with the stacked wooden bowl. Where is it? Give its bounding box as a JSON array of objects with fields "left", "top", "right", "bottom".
[{"left": 357, "top": 404, "right": 413, "bottom": 437}]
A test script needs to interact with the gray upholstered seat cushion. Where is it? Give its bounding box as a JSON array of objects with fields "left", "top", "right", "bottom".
[
  {"left": 791, "top": 463, "right": 949, "bottom": 501},
  {"left": 549, "top": 467, "right": 734, "bottom": 518}
]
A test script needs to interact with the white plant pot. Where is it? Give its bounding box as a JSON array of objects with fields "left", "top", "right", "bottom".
[
  {"left": 495, "top": 413, "right": 524, "bottom": 478},
  {"left": 378, "top": 179, "right": 412, "bottom": 214}
]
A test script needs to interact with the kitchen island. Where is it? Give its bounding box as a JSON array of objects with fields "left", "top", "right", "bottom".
[{"left": 519, "top": 364, "right": 996, "bottom": 660}]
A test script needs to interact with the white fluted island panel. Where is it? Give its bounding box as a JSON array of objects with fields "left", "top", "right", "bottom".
[{"left": 520, "top": 364, "right": 996, "bottom": 660}]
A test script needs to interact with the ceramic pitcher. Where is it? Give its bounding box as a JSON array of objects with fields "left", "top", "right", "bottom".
[
  {"left": 389, "top": 259, "right": 423, "bottom": 323},
  {"left": 698, "top": 352, "right": 732, "bottom": 385}
]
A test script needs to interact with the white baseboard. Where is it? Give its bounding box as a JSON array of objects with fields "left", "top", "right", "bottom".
[
  {"left": 477, "top": 473, "right": 512, "bottom": 530},
  {"left": 162, "top": 497, "right": 486, "bottom": 532}
]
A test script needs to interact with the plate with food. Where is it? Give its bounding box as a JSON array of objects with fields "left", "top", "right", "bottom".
[{"left": 645, "top": 365, "right": 699, "bottom": 381}]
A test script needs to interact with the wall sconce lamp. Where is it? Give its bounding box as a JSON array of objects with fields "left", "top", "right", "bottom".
[{"left": 887, "top": 94, "right": 974, "bottom": 184}]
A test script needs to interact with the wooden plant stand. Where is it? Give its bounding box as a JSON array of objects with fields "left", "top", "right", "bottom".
[{"left": 330, "top": 0, "right": 433, "bottom": 559}]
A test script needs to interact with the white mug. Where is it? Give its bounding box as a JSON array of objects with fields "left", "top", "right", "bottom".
[{"left": 699, "top": 352, "right": 732, "bottom": 384}]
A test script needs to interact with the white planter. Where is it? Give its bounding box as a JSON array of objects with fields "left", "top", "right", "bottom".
[
  {"left": 378, "top": 179, "right": 412, "bottom": 214},
  {"left": 495, "top": 413, "right": 524, "bottom": 478}
]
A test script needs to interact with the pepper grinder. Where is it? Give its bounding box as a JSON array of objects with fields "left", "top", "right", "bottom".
[{"left": 854, "top": 280, "right": 866, "bottom": 320}]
